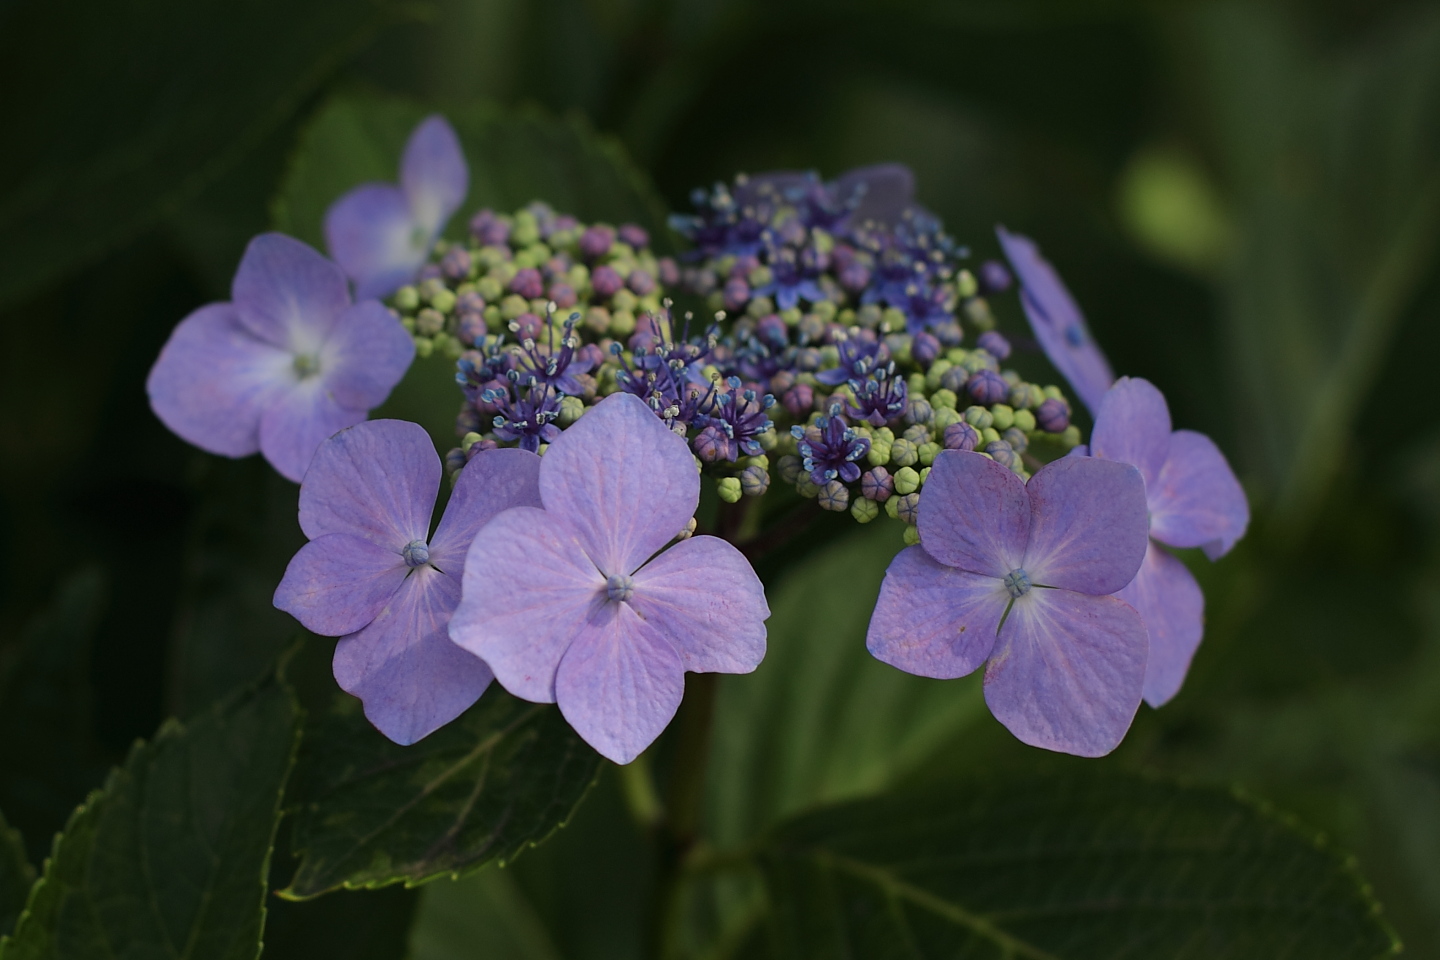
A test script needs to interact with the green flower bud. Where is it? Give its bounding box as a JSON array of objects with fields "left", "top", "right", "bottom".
[
  {"left": 610, "top": 310, "right": 637, "bottom": 336},
  {"left": 963, "top": 297, "right": 995, "bottom": 330},
  {"left": 882, "top": 307, "right": 907, "bottom": 332},
  {"left": 1002, "top": 427, "right": 1028, "bottom": 454},
  {"left": 511, "top": 210, "right": 541, "bottom": 246},
  {"left": 437, "top": 333, "right": 464, "bottom": 359},
  {"left": 796, "top": 476, "right": 820, "bottom": 499},
  {"left": 930, "top": 388, "right": 958, "bottom": 410},
  {"left": 990, "top": 404, "right": 1015, "bottom": 431},
  {"left": 512, "top": 249, "right": 539, "bottom": 269},
  {"left": 416, "top": 308, "right": 445, "bottom": 336},
  {"left": 884, "top": 495, "right": 901, "bottom": 520},
  {"left": 430, "top": 288, "right": 457, "bottom": 314},
  {"left": 874, "top": 426, "right": 896, "bottom": 445},
  {"left": 902, "top": 524, "right": 922, "bottom": 546},
  {"left": 856, "top": 304, "right": 883, "bottom": 328},
  {"left": 461, "top": 431, "right": 483, "bottom": 452},
  {"left": 611, "top": 288, "right": 638, "bottom": 312},
  {"left": 933, "top": 406, "right": 961, "bottom": 431},
  {"left": 558, "top": 395, "right": 585, "bottom": 425},
  {"left": 891, "top": 438, "right": 920, "bottom": 467},
  {"left": 918, "top": 441, "right": 941, "bottom": 466},
  {"left": 925, "top": 358, "right": 952, "bottom": 392},
  {"left": 851, "top": 497, "right": 880, "bottom": 524},
  {"left": 956, "top": 269, "right": 978, "bottom": 298},
  {"left": 413, "top": 335, "right": 434, "bottom": 359},
  {"left": 964, "top": 406, "right": 994, "bottom": 429},
  {"left": 1013, "top": 408, "right": 1036, "bottom": 433},
  {"left": 483, "top": 305, "right": 502, "bottom": 330},
  {"left": 747, "top": 296, "right": 774, "bottom": 317},
  {"left": 894, "top": 466, "right": 921, "bottom": 495},
  {"left": 477, "top": 245, "right": 510, "bottom": 269},
  {"left": 568, "top": 263, "right": 590, "bottom": 287},
  {"left": 476, "top": 276, "right": 504, "bottom": 302},
  {"left": 919, "top": 466, "right": 931, "bottom": 484},
  {"left": 1009, "top": 382, "right": 1045, "bottom": 410},
  {"left": 818, "top": 481, "right": 850, "bottom": 512},
  {"left": 1061, "top": 424, "right": 1082, "bottom": 448},
  {"left": 1044, "top": 384, "right": 1066, "bottom": 401},
  {"left": 945, "top": 347, "right": 968, "bottom": 365},
  {"left": 907, "top": 372, "right": 927, "bottom": 397},
  {"left": 777, "top": 455, "right": 803, "bottom": 484},
  {"left": 779, "top": 307, "right": 801, "bottom": 326},
  {"left": 401, "top": 315, "right": 416, "bottom": 333},
  {"left": 524, "top": 242, "right": 551, "bottom": 263},
  {"left": 813, "top": 300, "right": 837, "bottom": 323},
  {"left": 867, "top": 442, "right": 892, "bottom": 467},
  {"left": 419, "top": 278, "right": 447, "bottom": 304},
  {"left": 394, "top": 286, "right": 420, "bottom": 311},
  {"left": 500, "top": 295, "right": 529, "bottom": 320},
  {"left": 717, "top": 477, "right": 743, "bottom": 504},
  {"left": 902, "top": 423, "right": 931, "bottom": 444},
  {"left": 981, "top": 427, "right": 1001, "bottom": 445}
]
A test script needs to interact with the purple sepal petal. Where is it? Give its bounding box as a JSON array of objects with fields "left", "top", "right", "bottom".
[
  {"left": 917, "top": 451, "right": 1029, "bottom": 578},
  {"left": 866, "top": 546, "right": 1002, "bottom": 679},
  {"left": 1022, "top": 456, "right": 1148, "bottom": 596},
  {"left": 983, "top": 591, "right": 1147, "bottom": 757},
  {"left": 273, "top": 533, "right": 407, "bottom": 636},
  {"left": 995, "top": 226, "right": 1115, "bottom": 415},
  {"left": 401, "top": 115, "right": 468, "bottom": 238},
  {"left": 325, "top": 184, "right": 424, "bottom": 300},
  {"left": 1119, "top": 542, "right": 1205, "bottom": 708},
  {"left": 334, "top": 566, "right": 493, "bottom": 745},
  {"left": 539, "top": 393, "right": 699, "bottom": 577},
  {"left": 833, "top": 163, "right": 916, "bottom": 226},
  {"left": 146, "top": 303, "right": 290, "bottom": 458},
  {"left": 555, "top": 601, "right": 684, "bottom": 764},
  {"left": 297, "top": 419, "right": 439, "bottom": 545},
  {"left": 232, "top": 232, "right": 349, "bottom": 346},
  {"left": 259, "top": 381, "right": 365, "bottom": 483},
  {"left": 450, "top": 506, "right": 602, "bottom": 703},
  {"left": 629, "top": 535, "right": 768, "bottom": 674},
  {"left": 320, "top": 300, "right": 416, "bottom": 410},
  {"left": 428, "top": 447, "right": 543, "bottom": 575},
  {"left": 1090, "top": 377, "right": 1172, "bottom": 490},
  {"left": 1150, "top": 430, "right": 1250, "bottom": 560}
]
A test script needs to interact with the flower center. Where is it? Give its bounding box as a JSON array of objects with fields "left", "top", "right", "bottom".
[
  {"left": 293, "top": 353, "right": 320, "bottom": 379},
  {"left": 606, "top": 573, "right": 635, "bottom": 603},
  {"left": 1002, "top": 568, "right": 1032, "bottom": 599},
  {"left": 402, "top": 540, "right": 430, "bottom": 568}
]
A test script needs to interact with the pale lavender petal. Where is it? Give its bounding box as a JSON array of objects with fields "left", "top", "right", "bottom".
[
  {"left": 539, "top": 393, "right": 699, "bottom": 577},
  {"left": 1089, "top": 377, "right": 1172, "bottom": 490},
  {"left": 231, "top": 232, "right": 350, "bottom": 348},
  {"left": 324, "top": 184, "right": 425, "bottom": 301},
  {"left": 917, "top": 451, "right": 1029, "bottom": 578},
  {"left": 401, "top": 115, "right": 468, "bottom": 238},
  {"left": 428, "top": 447, "right": 544, "bottom": 575},
  {"left": 1118, "top": 542, "right": 1205, "bottom": 708},
  {"left": 1149, "top": 429, "right": 1250, "bottom": 560},
  {"left": 449, "top": 506, "right": 602, "bottom": 703},
  {"left": 629, "top": 535, "right": 768, "bottom": 674},
  {"left": 983, "top": 590, "right": 1147, "bottom": 757},
  {"left": 297, "top": 418, "right": 439, "bottom": 544},
  {"left": 258, "top": 379, "right": 364, "bottom": 483},
  {"left": 146, "top": 302, "right": 291, "bottom": 458},
  {"left": 319, "top": 300, "right": 416, "bottom": 409},
  {"left": 555, "top": 600, "right": 684, "bottom": 764},
  {"left": 1022, "top": 456, "right": 1148, "bottom": 595},
  {"left": 272, "top": 533, "right": 406, "bottom": 636},
  {"left": 334, "top": 566, "right": 493, "bottom": 745},
  {"left": 995, "top": 226, "right": 1115, "bottom": 414},
  {"left": 832, "top": 163, "right": 915, "bottom": 226},
  {"left": 866, "top": 546, "right": 1005, "bottom": 679}
]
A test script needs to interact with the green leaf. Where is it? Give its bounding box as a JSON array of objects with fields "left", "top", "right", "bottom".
[
  {"left": 707, "top": 520, "right": 987, "bottom": 849},
  {"left": 0, "top": 812, "right": 34, "bottom": 940},
  {"left": 280, "top": 685, "right": 602, "bottom": 899},
  {"left": 759, "top": 773, "right": 1399, "bottom": 959},
  {"left": 0, "top": 676, "right": 300, "bottom": 960},
  {"left": 0, "top": 0, "right": 407, "bottom": 308}
]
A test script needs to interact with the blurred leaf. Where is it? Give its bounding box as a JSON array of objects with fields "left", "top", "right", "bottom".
[
  {"left": 759, "top": 773, "right": 1398, "bottom": 959},
  {"left": 0, "top": 0, "right": 406, "bottom": 309},
  {"left": 264, "top": 885, "right": 418, "bottom": 960},
  {"left": 0, "top": 569, "right": 108, "bottom": 865},
  {"left": 280, "top": 686, "right": 601, "bottom": 899},
  {"left": 707, "top": 520, "right": 987, "bottom": 849},
  {"left": 409, "top": 866, "right": 562, "bottom": 960},
  {"left": 0, "top": 812, "right": 33, "bottom": 940},
  {"left": 1183, "top": 4, "right": 1440, "bottom": 534},
  {"left": 0, "top": 675, "right": 300, "bottom": 960}
]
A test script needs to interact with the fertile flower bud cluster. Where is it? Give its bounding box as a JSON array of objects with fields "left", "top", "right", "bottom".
[{"left": 396, "top": 183, "right": 1081, "bottom": 536}]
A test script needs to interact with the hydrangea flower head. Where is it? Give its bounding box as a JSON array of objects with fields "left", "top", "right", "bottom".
[
  {"left": 867, "top": 450, "right": 1150, "bottom": 756},
  {"left": 996, "top": 226, "right": 1115, "bottom": 414},
  {"left": 448, "top": 392, "right": 770, "bottom": 764},
  {"left": 146, "top": 233, "right": 415, "bottom": 482},
  {"left": 274, "top": 419, "right": 543, "bottom": 744},
  {"left": 1087, "top": 377, "right": 1249, "bottom": 706},
  {"left": 325, "top": 115, "right": 469, "bottom": 299}
]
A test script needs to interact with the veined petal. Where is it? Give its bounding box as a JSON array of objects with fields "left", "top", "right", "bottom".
[
  {"left": 1150, "top": 429, "right": 1249, "bottom": 560},
  {"left": 995, "top": 226, "right": 1115, "bottom": 415},
  {"left": 232, "top": 232, "right": 350, "bottom": 349},
  {"left": 333, "top": 566, "right": 492, "bottom": 745},
  {"left": 297, "top": 418, "right": 439, "bottom": 544},
  {"left": 449, "top": 506, "right": 603, "bottom": 703},
  {"left": 1090, "top": 377, "right": 1172, "bottom": 491},
  {"left": 917, "top": 451, "right": 1029, "bottom": 578},
  {"left": 319, "top": 300, "right": 416, "bottom": 410},
  {"left": 629, "top": 535, "right": 768, "bottom": 674},
  {"left": 983, "top": 589, "right": 1147, "bottom": 757},
  {"left": 401, "top": 115, "right": 468, "bottom": 239},
  {"left": 832, "top": 163, "right": 915, "bottom": 226},
  {"left": 324, "top": 183, "right": 426, "bottom": 301},
  {"left": 258, "top": 379, "right": 365, "bottom": 483},
  {"left": 273, "top": 533, "right": 407, "bottom": 636},
  {"left": 146, "top": 302, "right": 292, "bottom": 458},
  {"left": 538, "top": 392, "right": 699, "bottom": 577},
  {"left": 555, "top": 600, "right": 684, "bottom": 765},
  {"left": 1119, "top": 542, "right": 1205, "bottom": 708},
  {"left": 1022, "top": 456, "right": 1148, "bottom": 596},
  {"left": 428, "top": 447, "right": 544, "bottom": 576},
  {"left": 866, "top": 546, "right": 1004, "bottom": 679}
]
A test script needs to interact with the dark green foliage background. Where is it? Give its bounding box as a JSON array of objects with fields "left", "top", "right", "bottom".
[{"left": 1, "top": 0, "right": 1437, "bottom": 957}]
